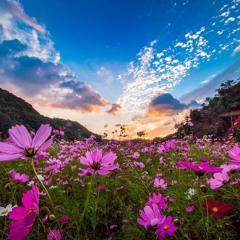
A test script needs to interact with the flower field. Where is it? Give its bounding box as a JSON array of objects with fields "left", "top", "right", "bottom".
[{"left": 0, "top": 124, "right": 240, "bottom": 240}]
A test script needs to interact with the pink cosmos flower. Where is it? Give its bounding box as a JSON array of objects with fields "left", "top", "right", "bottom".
[
  {"left": 8, "top": 185, "right": 39, "bottom": 240},
  {"left": 47, "top": 230, "right": 61, "bottom": 240},
  {"left": 154, "top": 216, "right": 177, "bottom": 238},
  {"left": 137, "top": 204, "right": 165, "bottom": 229},
  {"left": 176, "top": 161, "right": 223, "bottom": 176},
  {"left": 133, "top": 161, "right": 145, "bottom": 168},
  {"left": 79, "top": 148, "right": 119, "bottom": 176},
  {"left": 0, "top": 124, "right": 52, "bottom": 162},
  {"left": 206, "top": 171, "right": 230, "bottom": 189},
  {"left": 132, "top": 152, "right": 140, "bottom": 159},
  {"left": 147, "top": 193, "right": 167, "bottom": 211},
  {"left": 228, "top": 144, "right": 240, "bottom": 164},
  {"left": 154, "top": 178, "right": 167, "bottom": 190},
  {"left": 9, "top": 169, "right": 29, "bottom": 183}
]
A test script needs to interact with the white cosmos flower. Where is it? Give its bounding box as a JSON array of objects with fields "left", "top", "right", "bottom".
[{"left": 0, "top": 204, "right": 17, "bottom": 216}]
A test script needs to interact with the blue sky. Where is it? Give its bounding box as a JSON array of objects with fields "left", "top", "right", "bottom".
[{"left": 0, "top": 0, "right": 239, "bottom": 138}]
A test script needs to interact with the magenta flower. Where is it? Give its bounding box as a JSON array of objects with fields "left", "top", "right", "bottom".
[
  {"left": 97, "top": 185, "right": 105, "bottom": 191},
  {"left": 47, "top": 230, "right": 61, "bottom": 240},
  {"left": 79, "top": 148, "right": 119, "bottom": 176},
  {"left": 206, "top": 171, "right": 230, "bottom": 189},
  {"left": 176, "top": 161, "right": 223, "bottom": 176},
  {"left": 60, "top": 215, "right": 69, "bottom": 224},
  {"left": 8, "top": 185, "right": 39, "bottom": 240},
  {"left": 9, "top": 169, "right": 29, "bottom": 183},
  {"left": 185, "top": 205, "right": 195, "bottom": 212},
  {"left": 147, "top": 193, "right": 167, "bottom": 211},
  {"left": 137, "top": 204, "right": 165, "bottom": 229},
  {"left": 228, "top": 144, "right": 240, "bottom": 164},
  {"left": 0, "top": 124, "right": 52, "bottom": 162},
  {"left": 154, "top": 216, "right": 177, "bottom": 239}
]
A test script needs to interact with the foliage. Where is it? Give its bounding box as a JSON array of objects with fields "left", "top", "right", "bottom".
[{"left": 189, "top": 79, "right": 240, "bottom": 138}]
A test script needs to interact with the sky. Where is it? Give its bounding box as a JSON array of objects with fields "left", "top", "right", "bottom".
[{"left": 0, "top": 0, "right": 240, "bottom": 139}]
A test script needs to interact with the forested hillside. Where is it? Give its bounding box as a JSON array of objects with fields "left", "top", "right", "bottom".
[{"left": 0, "top": 88, "right": 95, "bottom": 140}]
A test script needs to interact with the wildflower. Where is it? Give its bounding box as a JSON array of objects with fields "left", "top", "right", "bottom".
[
  {"left": 79, "top": 148, "right": 119, "bottom": 176},
  {"left": 154, "top": 178, "right": 167, "bottom": 190},
  {"left": 109, "top": 224, "right": 118, "bottom": 230},
  {"left": 154, "top": 216, "right": 177, "bottom": 239},
  {"left": 0, "top": 124, "right": 52, "bottom": 162},
  {"left": 132, "top": 152, "right": 140, "bottom": 159},
  {"left": 185, "top": 205, "right": 195, "bottom": 212},
  {"left": 185, "top": 188, "right": 196, "bottom": 200},
  {"left": 228, "top": 144, "right": 240, "bottom": 164},
  {"left": 60, "top": 215, "right": 69, "bottom": 224},
  {"left": 147, "top": 193, "right": 167, "bottom": 211},
  {"left": 202, "top": 198, "right": 233, "bottom": 219},
  {"left": 133, "top": 161, "right": 145, "bottom": 168},
  {"left": 137, "top": 204, "right": 165, "bottom": 229},
  {"left": 47, "top": 230, "right": 61, "bottom": 240},
  {"left": 8, "top": 185, "right": 39, "bottom": 240},
  {"left": 206, "top": 171, "right": 230, "bottom": 189},
  {"left": 97, "top": 185, "right": 105, "bottom": 191},
  {"left": 9, "top": 169, "right": 29, "bottom": 183},
  {"left": 0, "top": 204, "right": 17, "bottom": 216},
  {"left": 176, "top": 161, "right": 223, "bottom": 176}
]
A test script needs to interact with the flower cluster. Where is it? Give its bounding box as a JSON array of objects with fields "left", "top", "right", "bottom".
[{"left": 137, "top": 194, "right": 177, "bottom": 239}]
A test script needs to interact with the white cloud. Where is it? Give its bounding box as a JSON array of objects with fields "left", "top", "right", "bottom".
[
  {"left": 225, "top": 17, "right": 235, "bottom": 24},
  {"left": 0, "top": 1, "right": 60, "bottom": 63},
  {"left": 232, "top": 45, "right": 240, "bottom": 55},
  {"left": 117, "top": 0, "right": 239, "bottom": 115}
]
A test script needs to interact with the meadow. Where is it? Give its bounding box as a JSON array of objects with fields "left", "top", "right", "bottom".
[{"left": 0, "top": 124, "right": 239, "bottom": 240}]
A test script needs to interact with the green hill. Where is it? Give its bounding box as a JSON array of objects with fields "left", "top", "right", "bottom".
[{"left": 0, "top": 88, "right": 96, "bottom": 140}]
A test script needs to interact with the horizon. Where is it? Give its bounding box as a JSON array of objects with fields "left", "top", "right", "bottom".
[{"left": 0, "top": 0, "right": 240, "bottom": 139}]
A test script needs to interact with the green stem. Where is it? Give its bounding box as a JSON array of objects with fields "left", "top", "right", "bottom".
[
  {"left": 197, "top": 176, "right": 208, "bottom": 240},
  {"left": 80, "top": 175, "right": 93, "bottom": 225},
  {"left": 31, "top": 159, "right": 55, "bottom": 211},
  {"left": 31, "top": 159, "right": 61, "bottom": 232}
]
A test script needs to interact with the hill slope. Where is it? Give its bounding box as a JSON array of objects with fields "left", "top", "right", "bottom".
[{"left": 0, "top": 88, "right": 95, "bottom": 140}]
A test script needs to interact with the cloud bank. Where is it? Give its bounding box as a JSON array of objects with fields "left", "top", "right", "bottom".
[{"left": 0, "top": 0, "right": 108, "bottom": 113}]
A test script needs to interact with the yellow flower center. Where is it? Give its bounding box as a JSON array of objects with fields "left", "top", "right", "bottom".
[
  {"left": 163, "top": 224, "right": 169, "bottom": 230},
  {"left": 212, "top": 207, "right": 218, "bottom": 213},
  {"left": 26, "top": 208, "right": 35, "bottom": 215},
  {"left": 155, "top": 199, "right": 160, "bottom": 204},
  {"left": 1, "top": 209, "right": 8, "bottom": 214}
]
